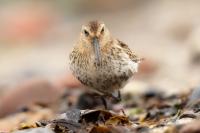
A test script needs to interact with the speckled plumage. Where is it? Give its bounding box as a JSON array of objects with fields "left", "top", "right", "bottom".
[{"left": 69, "top": 21, "right": 141, "bottom": 97}]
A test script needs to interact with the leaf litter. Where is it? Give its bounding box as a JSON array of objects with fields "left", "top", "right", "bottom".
[{"left": 3, "top": 86, "right": 200, "bottom": 133}]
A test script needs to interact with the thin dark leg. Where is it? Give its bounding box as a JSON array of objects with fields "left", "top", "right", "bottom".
[
  {"left": 118, "top": 90, "right": 121, "bottom": 101},
  {"left": 101, "top": 96, "right": 108, "bottom": 109},
  {"left": 116, "top": 90, "right": 126, "bottom": 116},
  {"left": 111, "top": 90, "right": 121, "bottom": 102}
]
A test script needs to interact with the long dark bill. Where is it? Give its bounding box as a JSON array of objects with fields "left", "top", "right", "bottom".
[{"left": 92, "top": 37, "right": 101, "bottom": 66}]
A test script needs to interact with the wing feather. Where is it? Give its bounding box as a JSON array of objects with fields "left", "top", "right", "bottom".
[{"left": 117, "top": 40, "right": 142, "bottom": 63}]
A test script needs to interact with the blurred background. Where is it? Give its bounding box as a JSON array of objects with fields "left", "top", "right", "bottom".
[{"left": 0, "top": 0, "right": 200, "bottom": 119}]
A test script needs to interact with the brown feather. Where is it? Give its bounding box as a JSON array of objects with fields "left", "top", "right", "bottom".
[
  {"left": 88, "top": 21, "right": 99, "bottom": 33},
  {"left": 117, "top": 40, "right": 141, "bottom": 62}
]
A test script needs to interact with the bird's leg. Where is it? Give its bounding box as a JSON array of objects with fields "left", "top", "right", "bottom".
[
  {"left": 111, "top": 90, "right": 121, "bottom": 102},
  {"left": 118, "top": 90, "right": 121, "bottom": 101},
  {"left": 100, "top": 91, "right": 121, "bottom": 109},
  {"left": 116, "top": 91, "right": 126, "bottom": 115},
  {"left": 120, "top": 108, "right": 126, "bottom": 116},
  {"left": 101, "top": 96, "right": 108, "bottom": 109},
  {"left": 111, "top": 90, "right": 125, "bottom": 114}
]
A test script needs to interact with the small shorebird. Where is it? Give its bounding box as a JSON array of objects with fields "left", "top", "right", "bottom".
[{"left": 69, "top": 21, "right": 142, "bottom": 108}]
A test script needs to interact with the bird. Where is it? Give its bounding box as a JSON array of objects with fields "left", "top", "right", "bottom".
[{"left": 69, "top": 21, "right": 142, "bottom": 109}]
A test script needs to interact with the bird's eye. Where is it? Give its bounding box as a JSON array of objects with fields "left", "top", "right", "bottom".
[
  {"left": 101, "top": 27, "right": 104, "bottom": 34},
  {"left": 84, "top": 30, "right": 89, "bottom": 36}
]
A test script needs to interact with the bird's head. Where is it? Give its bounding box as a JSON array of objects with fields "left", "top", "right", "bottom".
[{"left": 79, "top": 21, "right": 111, "bottom": 66}]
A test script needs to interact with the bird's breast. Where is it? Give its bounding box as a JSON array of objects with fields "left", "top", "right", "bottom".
[{"left": 70, "top": 48, "right": 138, "bottom": 94}]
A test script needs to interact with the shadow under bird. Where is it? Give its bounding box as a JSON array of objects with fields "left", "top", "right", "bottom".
[{"left": 69, "top": 21, "right": 142, "bottom": 109}]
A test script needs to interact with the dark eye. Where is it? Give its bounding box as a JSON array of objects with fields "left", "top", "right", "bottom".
[
  {"left": 84, "top": 30, "right": 89, "bottom": 36},
  {"left": 101, "top": 27, "right": 104, "bottom": 34}
]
